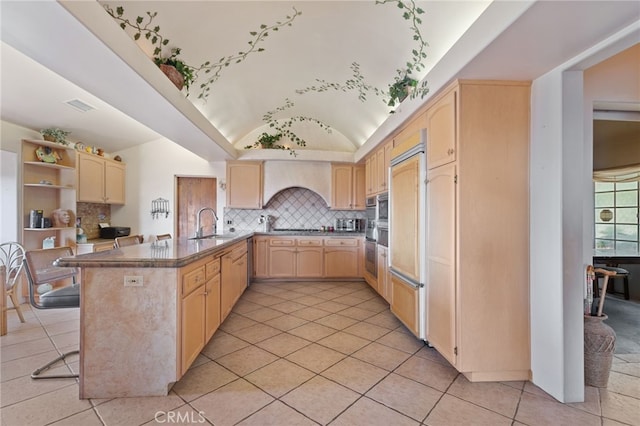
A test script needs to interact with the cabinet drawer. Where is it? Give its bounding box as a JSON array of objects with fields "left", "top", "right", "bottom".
[
  {"left": 324, "top": 238, "right": 358, "bottom": 247},
  {"left": 269, "top": 238, "right": 295, "bottom": 247},
  {"left": 182, "top": 266, "right": 206, "bottom": 296},
  {"left": 206, "top": 258, "right": 221, "bottom": 279},
  {"left": 297, "top": 238, "right": 322, "bottom": 246}
]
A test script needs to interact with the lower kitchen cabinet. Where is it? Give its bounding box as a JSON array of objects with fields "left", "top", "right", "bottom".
[
  {"left": 390, "top": 273, "right": 419, "bottom": 335},
  {"left": 253, "top": 236, "right": 361, "bottom": 279},
  {"left": 221, "top": 241, "right": 248, "bottom": 321},
  {"left": 205, "top": 259, "right": 221, "bottom": 341},
  {"left": 324, "top": 238, "right": 360, "bottom": 277},
  {"left": 377, "top": 245, "right": 391, "bottom": 302}
]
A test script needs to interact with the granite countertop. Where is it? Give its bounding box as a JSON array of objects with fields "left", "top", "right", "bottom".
[
  {"left": 56, "top": 232, "right": 253, "bottom": 268},
  {"left": 255, "top": 229, "right": 365, "bottom": 237}
]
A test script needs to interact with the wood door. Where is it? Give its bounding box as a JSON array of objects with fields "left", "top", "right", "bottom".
[
  {"left": 426, "top": 88, "right": 457, "bottom": 169},
  {"left": 176, "top": 177, "right": 217, "bottom": 239},
  {"left": 226, "top": 161, "right": 263, "bottom": 209},
  {"left": 426, "top": 163, "right": 457, "bottom": 365},
  {"left": 324, "top": 247, "right": 359, "bottom": 277}
]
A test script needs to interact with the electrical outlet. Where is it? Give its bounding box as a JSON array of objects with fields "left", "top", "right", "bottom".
[
  {"left": 124, "top": 275, "right": 143, "bottom": 287},
  {"left": 226, "top": 219, "right": 233, "bottom": 225}
]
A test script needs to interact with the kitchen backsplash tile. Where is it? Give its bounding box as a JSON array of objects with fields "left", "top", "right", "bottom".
[
  {"left": 76, "top": 202, "right": 111, "bottom": 240},
  {"left": 224, "top": 187, "right": 365, "bottom": 232}
]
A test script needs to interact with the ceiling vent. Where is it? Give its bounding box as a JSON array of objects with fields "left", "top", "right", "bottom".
[{"left": 64, "top": 98, "right": 96, "bottom": 113}]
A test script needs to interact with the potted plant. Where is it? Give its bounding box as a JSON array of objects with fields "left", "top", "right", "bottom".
[
  {"left": 153, "top": 48, "right": 195, "bottom": 91},
  {"left": 387, "top": 75, "right": 418, "bottom": 107},
  {"left": 40, "top": 128, "right": 71, "bottom": 145},
  {"left": 245, "top": 132, "right": 291, "bottom": 151}
]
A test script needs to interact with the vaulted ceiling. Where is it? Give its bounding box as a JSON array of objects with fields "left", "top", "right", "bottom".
[{"left": 1, "top": 1, "right": 638, "bottom": 161}]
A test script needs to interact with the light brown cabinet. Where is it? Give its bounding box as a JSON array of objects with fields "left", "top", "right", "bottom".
[
  {"left": 331, "top": 164, "right": 365, "bottom": 210},
  {"left": 180, "top": 260, "right": 207, "bottom": 375},
  {"left": 425, "top": 80, "right": 530, "bottom": 381},
  {"left": 390, "top": 273, "right": 419, "bottom": 335},
  {"left": 76, "top": 152, "right": 125, "bottom": 204},
  {"left": 221, "top": 241, "right": 248, "bottom": 321},
  {"left": 426, "top": 88, "right": 456, "bottom": 170},
  {"left": 366, "top": 141, "right": 393, "bottom": 197},
  {"left": 253, "top": 236, "right": 361, "bottom": 279},
  {"left": 226, "top": 161, "right": 263, "bottom": 209}
]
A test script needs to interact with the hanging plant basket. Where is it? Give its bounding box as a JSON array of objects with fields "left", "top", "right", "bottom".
[{"left": 159, "top": 64, "right": 184, "bottom": 90}]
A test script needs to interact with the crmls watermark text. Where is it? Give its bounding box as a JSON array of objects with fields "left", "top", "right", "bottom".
[{"left": 154, "top": 410, "right": 206, "bottom": 423}]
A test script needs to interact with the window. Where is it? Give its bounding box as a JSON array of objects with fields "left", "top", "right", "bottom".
[{"left": 595, "top": 181, "right": 639, "bottom": 251}]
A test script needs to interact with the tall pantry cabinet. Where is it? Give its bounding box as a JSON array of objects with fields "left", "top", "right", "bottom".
[{"left": 425, "top": 80, "right": 531, "bottom": 382}]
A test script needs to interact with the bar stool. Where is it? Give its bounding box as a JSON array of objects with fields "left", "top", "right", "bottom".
[{"left": 594, "top": 266, "right": 630, "bottom": 300}]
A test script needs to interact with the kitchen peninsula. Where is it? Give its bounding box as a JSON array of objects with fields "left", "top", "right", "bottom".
[{"left": 55, "top": 234, "right": 251, "bottom": 399}]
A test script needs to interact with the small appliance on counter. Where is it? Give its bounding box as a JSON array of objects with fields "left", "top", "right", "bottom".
[
  {"left": 335, "top": 218, "right": 365, "bottom": 232},
  {"left": 99, "top": 226, "right": 131, "bottom": 239}
]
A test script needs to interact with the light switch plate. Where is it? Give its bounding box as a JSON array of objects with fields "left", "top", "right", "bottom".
[{"left": 124, "top": 276, "right": 143, "bottom": 287}]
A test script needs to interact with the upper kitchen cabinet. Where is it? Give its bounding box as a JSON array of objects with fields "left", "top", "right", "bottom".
[
  {"left": 20, "top": 139, "right": 77, "bottom": 252},
  {"left": 365, "top": 140, "right": 393, "bottom": 197},
  {"left": 226, "top": 161, "right": 263, "bottom": 209},
  {"left": 425, "top": 80, "right": 530, "bottom": 382},
  {"left": 331, "top": 163, "right": 365, "bottom": 210},
  {"left": 425, "top": 87, "right": 457, "bottom": 169},
  {"left": 77, "top": 152, "right": 126, "bottom": 204}
]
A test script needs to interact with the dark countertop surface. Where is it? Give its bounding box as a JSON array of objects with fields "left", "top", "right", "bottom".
[{"left": 56, "top": 231, "right": 365, "bottom": 268}]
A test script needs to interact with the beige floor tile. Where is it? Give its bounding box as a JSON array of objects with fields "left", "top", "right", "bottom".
[
  {"left": 317, "top": 331, "right": 370, "bottom": 355},
  {"left": 331, "top": 396, "right": 419, "bottom": 426},
  {"left": 1, "top": 366, "right": 77, "bottom": 407},
  {"left": 245, "top": 358, "right": 315, "bottom": 398},
  {"left": 367, "top": 373, "right": 442, "bottom": 421},
  {"left": 1, "top": 383, "right": 91, "bottom": 426},
  {"left": 93, "top": 392, "right": 185, "bottom": 426},
  {"left": 414, "top": 346, "right": 453, "bottom": 366},
  {"left": 523, "top": 381, "right": 557, "bottom": 400},
  {"left": 314, "top": 290, "right": 343, "bottom": 300},
  {"left": 395, "top": 356, "right": 458, "bottom": 392},
  {"left": 290, "top": 295, "right": 326, "bottom": 306},
  {"left": 1, "top": 349, "right": 66, "bottom": 382},
  {"left": 191, "top": 378, "right": 274, "bottom": 426},
  {"left": 601, "top": 388, "right": 640, "bottom": 425},
  {"left": 216, "top": 345, "right": 279, "bottom": 376},
  {"left": 50, "top": 330, "right": 78, "bottom": 350},
  {"left": 611, "top": 362, "right": 640, "bottom": 378},
  {"left": 281, "top": 375, "right": 359, "bottom": 425},
  {"left": 616, "top": 354, "right": 640, "bottom": 363},
  {"left": 356, "top": 298, "right": 390, "bottom": 313},
  {"left": 376, "top": 330, "right": 425, "bottom": 354},
  {"left": 0, "top": 325, "right": 47, "bottom": 347},
  {"left": 321, "top": 356, "right": 387, "bottom": 394},
  {"left": 331, "top": 294, "right": 367, "bottom": 306},
  {"left": 286, "top": 343, "right": 347, "bottom": 373},
  {"left": 239, "top": 306, "right": 285, "bottom": 322},
  {"left": 314, "top": 300, "right": 351, "bottom": 313},
  {"left": 291, "top": 307, "right": 332, "bottom": 321},
  {"left": 240, "top": 292, "right": 286, "bottom": 307},
  {"left": 338, "top": 306, "right": 378, "bottom": 321},
  {"left": 352, "top": 341, "right": 411, "bottom": 371},
  {"left": 237, "top": 400, "right": 317, "bottom": 426},
  {"left": 314, "top": 313, "right": 359, "bottom": 330},
  {"left": 142, "top": 405, "right": 208, "bottom": 425},
  {"left": 232, "top": 299, "right": 265, "bottom": 315},
  {"left": 500, "top": 380, "right": 526, "bottom": 390},
  {"left": 269, "top": 300, "right": 307, "bottom": 314},
  {"left": 44, "top": 319, "right": 80, "bottom": 337},
  {"left": 1, "top": 336, "right": 57, "bottom": 362},
  {"left": 607, "top": 370, "right": 640, "bottom": 399},
  {"left": 264, "top": 314, "right": 309, "bottom": 331},
  {"left": 425, "top": 394, "right": 512, "bottom": 426},
  {"left": 342, "top": 321, "right": 392, "bottom": 341},
  {"left": 201, "top": 330, "right": 250, "bottom": 360},
  {"left": 447, "top": 375, "right": 522, "bottom": 418},
  {"left": 288, "top": 322, "right": 337, "bottom": 341},
  {"left": 189, "top": 353, "right": 210, "bottom": 369},
  {"left": 350, "top": 288, "right": 380, "bottom": 300},
  {"left": 229, "top": 323, "right": 282, "bottom": 344},
  {"left": 48, "top": 408, "right": 104, "bottom": 426},
  {"left": 515, "top": 391, "right": 601, "bottom": 426},
  {"left": 330, "top": 285, "right": 362, "bottom": 295},
  {"left": 256, "top": 332, "right": 312, "bottom": 357},
  {"left": 218, "top": 313, "right": 259, "bottom": 333},
  {"left": 602, "top": 419, "right": 633, "bottom": 426},
  {"left": 364, "top": 310, "right": 403, "bottom": 330},
  {"left": 567, "top": 386, "right": 601, "bottom": 416},
  {"left": 171, "top": 360, "right": 238, "bottom": 401}
]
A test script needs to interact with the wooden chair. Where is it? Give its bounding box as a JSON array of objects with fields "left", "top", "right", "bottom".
[
  {"left": 595, "top": 266, "right": 630, "bottom": 300},
  {"left": 23, "top": 247, "right": 80, "bottom": 379},
  {"left": 0, "top": 242, "right": 26, "bottom": 323},
  {"left": 156, "top": 234, "right": 172, "bottom": 241},
  {"left": 114, "top": 235, "right": 141, "bottom": 248}
]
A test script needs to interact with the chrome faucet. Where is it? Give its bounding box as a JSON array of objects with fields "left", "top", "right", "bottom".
[{"left": 195, "top": 207, "right": 218, "bottom": 238}]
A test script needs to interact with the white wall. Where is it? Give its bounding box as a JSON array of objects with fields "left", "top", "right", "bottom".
[
  {"left": 110, "top": 138, "right": 226, "bottom": 241},
  {"left": 0, "top": 121, "right": 44, "bottom": 244}
]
